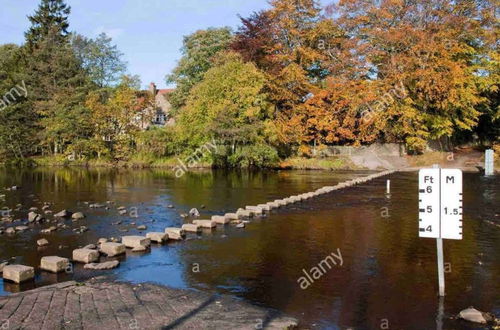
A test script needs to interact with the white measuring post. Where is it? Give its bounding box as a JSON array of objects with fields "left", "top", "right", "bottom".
[
  {"left": 386, "top": 180, "right": 391, "bottom": 194},
  {"left": 485, "top": 149, "right": 494, "bottom": 176},
  {"left": 419, "top": 164, "right": 463, "bottom": 296}
]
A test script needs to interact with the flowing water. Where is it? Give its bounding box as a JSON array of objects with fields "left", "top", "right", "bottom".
[{"left": 0, "top": 167, "right": 498, "bottom": 329}]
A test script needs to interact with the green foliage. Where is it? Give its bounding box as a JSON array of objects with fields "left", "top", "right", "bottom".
[
  {"left": 177, "top": 51, "right": 277, "bottom": 166},
  {"left": 71, "top": 33, "right": 127, "bottom": 87},
  {"left": 135, "top": 127, "right": 182, "bottom": 157},
  {"left": 25, "top": 0, "right": 70, "bottom": 48},
  {"left": 0, "top": 44, "right": 36, "bottom": 160},
  {"left": 166, "top": 27, "right": 233, "bottom": 110},
  {"left": 227, "top": 144, "right": 279, "bottom": 168}
]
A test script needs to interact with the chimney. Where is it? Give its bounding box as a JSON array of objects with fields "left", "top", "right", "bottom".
[{"left": 149, "top": 82, "right": 157, "bottom": 96}]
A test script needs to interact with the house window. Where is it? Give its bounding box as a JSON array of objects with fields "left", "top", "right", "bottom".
[{"left": 155, "top": 113, "right": 166, "bottom": 124}]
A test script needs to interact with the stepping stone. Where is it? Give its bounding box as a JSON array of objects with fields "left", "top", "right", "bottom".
[
  {"left": 132, "top": 246, "right": 147, "bottom": 252},
  {"left": 224, "top": 213, "right": 238, "bottom": 220},
  {"left": 122, "top": 236, "right": 151, "bottom": 248},
  {"left": 40, "top": 256, "right": 70, "bottom": 273},
  {"left": 100, "top": 242, "right": 126, "bottom": 257},
  {"left": 182, "top": 224, "right": 201, "bottom": 233},
  {"left": 146, "top": 232, "right": 168, "bottom": 243},
  {"left": 165, "top": 227, "right": 185, "bottom": 240},
  {"left": 236, "top": 209, "right": 252, "bottom": 219},
  {"left": 2, "top": 264, "right": 35, "bottom": 283},
  {"left": 245, "top": 206, "right": 264, "bottom": 215},
  {"left": 84, "top": 260, "right": 120, "bottom": 270},
  {"left": 211, "top": 215, "right": 229, "bottom": 224},
  {"left": 266, "top": 201, "right": 280, "bottom": 209},
  {"left": 192, "top": 220, "right": 216, "bottom": 228},
  {"left": 73, "top": 248, "right": 100, "bottom": 263},
  {"left": 257, "top": 204, "right": 271, "bottom": 211}
]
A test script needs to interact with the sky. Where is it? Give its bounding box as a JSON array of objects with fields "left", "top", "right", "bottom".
[{"left": 0, "top": 0, "right": 277, "bottom": 89}]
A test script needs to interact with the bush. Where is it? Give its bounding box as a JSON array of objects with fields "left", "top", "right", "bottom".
[
  {"left": 406, "top": 137, "right": 427, "bottom": 154},
  {"left": 135, "top": 127, "right": 181, "bottom": 157},
  {"left": 227, "top": 144, "right": 279, "bottom": 168}
]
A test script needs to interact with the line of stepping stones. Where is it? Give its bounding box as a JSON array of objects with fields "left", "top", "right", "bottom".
[{"left": 1, "top": 170, "right": 395, "bottom": 284}]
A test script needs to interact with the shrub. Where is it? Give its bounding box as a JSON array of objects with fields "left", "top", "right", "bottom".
[{"left": 227, "top": 144, "right": 279, "bottom": 168}]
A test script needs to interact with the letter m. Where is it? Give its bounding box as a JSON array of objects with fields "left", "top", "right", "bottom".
[{"left": 446, "top": 176, "right": 454, "bottom": 184}]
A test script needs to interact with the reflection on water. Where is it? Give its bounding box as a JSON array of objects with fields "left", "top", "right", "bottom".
[{"left": 0, "top": 167, "right": 498, "bottom": 329}]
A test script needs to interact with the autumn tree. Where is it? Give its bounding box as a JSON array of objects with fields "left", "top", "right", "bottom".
[
  {"left": 85, "top": 75, "right": 148, "bottom": 159},
  {"left": 233, "top": 0, "right": 341, "bottom": 151},
  {"left": 327, "top": 0, "right": 497, "bottom": 152},
  {"left": 231, "top": 11, "right": 278, "bottom": 73}
]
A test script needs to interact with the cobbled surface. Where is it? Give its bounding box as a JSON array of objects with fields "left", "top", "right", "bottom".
[{"left": 0, "top": 279, "right": 297, "bottom": 329}]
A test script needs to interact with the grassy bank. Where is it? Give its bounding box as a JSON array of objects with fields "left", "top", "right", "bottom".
[
  {"left": 278, "top": 157, "right": 360, "bottom": 170},
  {"left": 21, "top": 155, "right": 360, "bottom": 171}
]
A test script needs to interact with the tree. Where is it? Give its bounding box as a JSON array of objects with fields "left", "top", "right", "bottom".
[
  {"left": 233, "top": 0, "right": 338, "bottom": 149},
  {"left": 25, "top": 0, "right": 70, "bottom": 49},
  {"left": 22, "top": 0, "right": 93, "bottom": 155},
  {"left": 298, "top": 79, "right": 383, "bottom": 148},
  {"left": 326, "top": 0, "right": 496, "bottom": 151},
  {"left": 166, "top": 27, "right": 233, "bottom": 110},
  {"left": 231, "top": 11, "right": 278, "bottom": 73},
  {"left": 178, "top": 52, "right": 277, "bottom": 166},
  {"left": 85, "top": 75, "right": 148, "bottom": 159},
  {"left": 0, "top": 44, "right": 36, "bottom": 161},
  {"left": 72, "top": 33, "right": 127, "bottom": 87}
]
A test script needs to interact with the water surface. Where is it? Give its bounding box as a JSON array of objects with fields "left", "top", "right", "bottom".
[{"left": 0, "top": 168, "right": 498, "bottom": 329}]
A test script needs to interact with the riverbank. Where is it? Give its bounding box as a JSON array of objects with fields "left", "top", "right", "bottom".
[
  {"left": 9, "top": 155, "right": 361, "bottom": 171},
  {"left": 0, "top": 278, "right": 298, "bottom": 329},
  {"left": 1, "top": 148, "right": 495, "bottom": 173}
]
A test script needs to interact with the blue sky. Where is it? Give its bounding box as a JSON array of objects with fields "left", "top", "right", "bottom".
[{"left": 0, "top": 0, "right": 277, "bottom": 89}]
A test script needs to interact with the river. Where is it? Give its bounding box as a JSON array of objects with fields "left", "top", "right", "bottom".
[{"left": 0, "top": 167, "right": 498, "bottom": 329}]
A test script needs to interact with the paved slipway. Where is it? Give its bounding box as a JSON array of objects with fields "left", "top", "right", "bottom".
[{"left": 0, "top": 277, "right": 298, "bottom": 329}]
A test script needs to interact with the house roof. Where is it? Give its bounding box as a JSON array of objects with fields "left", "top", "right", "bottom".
[{"left": 157, "top": 89, "right": 174, "bottom": 95}]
